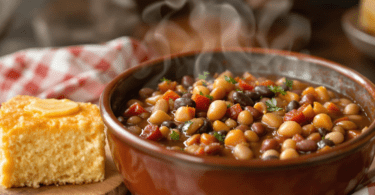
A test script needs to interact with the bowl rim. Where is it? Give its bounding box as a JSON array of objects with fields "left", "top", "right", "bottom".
[
  {"left": 100, "top": 47, "right": 375, "bottom": 169},
  {"left": 341, "top": 6, "right": 375, "bottom": 47}
]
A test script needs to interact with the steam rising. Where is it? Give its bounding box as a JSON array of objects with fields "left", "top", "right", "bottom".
[{"left": 136, "top": 0, "right": 311, "bottom": 81}]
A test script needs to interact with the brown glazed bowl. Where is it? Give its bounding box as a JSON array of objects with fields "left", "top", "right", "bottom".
[{"left": 100, "top": 48, "right": 375, "bottom": 195}]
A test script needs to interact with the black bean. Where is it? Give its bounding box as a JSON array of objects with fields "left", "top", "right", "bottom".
[
  {"left": 299, "top": 94, "right": 315, "bottom": 105},
  {"left": 296, "top": 140, "right": 318, "bottom": 152},
  {"left": 161, "top": 120, "right": 177, "bottom": 129},
  {"left": 251, "top": 122, "right": 266, "bottom": 136},
  {"left": 254, "top": 85, "right": 274, "bottom": 97},
  {"left": 280, "top": 83, "right": 289, "bottom": 91},
  {"left": 182, "top": 93, "right": 193, "bottom": 99},
  {"left": 198, "top": 119, "right": 212, "bottom": 134},
  {"left": 181, "top": 75, "right": 195, "bottom": 88},
  {"left": 286, "top": 100, "right": 300, "bottom": 112},
  {"left": 233, "top": 91, "right": 254, "bottom": 107},
  {"left": 317, "top": 128, "right": 328, "bottom": 136},
  {"left": 174, "top": 97, "right": 196, "bottom": 110},
  {"left": 244, "top": 91, "right": 261, "bottom": 101},
  {"left": 317, "top": 139, "right": 335, "bottom": 149}
]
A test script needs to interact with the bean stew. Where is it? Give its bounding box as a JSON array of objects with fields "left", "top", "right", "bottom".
[{"left": 118, "top": 71, "right": 370, "bottom": 160}]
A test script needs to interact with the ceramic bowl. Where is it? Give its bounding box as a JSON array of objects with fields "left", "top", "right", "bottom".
[{"left": 100, "top": 48, "right": 375, "bottom": 195}]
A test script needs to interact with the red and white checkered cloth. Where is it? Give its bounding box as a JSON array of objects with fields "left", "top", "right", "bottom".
[
  {"left": 0, "top": 37, "right": 153, "bottom": 104},
  {"left": 0, "top": 36, "right": 375, "bottom": 195}
]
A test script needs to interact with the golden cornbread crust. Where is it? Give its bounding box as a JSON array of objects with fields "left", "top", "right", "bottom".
[{"left": 0, "top": 95, "right": 105, "bottom": 188}]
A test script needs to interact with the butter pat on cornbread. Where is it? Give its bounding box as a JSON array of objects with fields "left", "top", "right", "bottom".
[{"left": 0, "top": 95, "right": 105, "bottom": 188}]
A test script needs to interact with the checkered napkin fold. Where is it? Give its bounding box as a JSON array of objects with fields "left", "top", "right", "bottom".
[
  {"left": 0, "top": 36, "right": 375, "bottom": 195},
  {"left": 0, "top": 37, "right": 153, "bottom": 104}
]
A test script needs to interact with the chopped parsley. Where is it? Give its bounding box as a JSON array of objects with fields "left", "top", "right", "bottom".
[
  {"left": 224, "top": 75, "right": 237, "bottom": 84},
  {"left": 268, "top": 85, "right": 287, "bottom": 95},
  {"left": 227, "top": 104, "right": 231, "bottom": 108},
  {"left": 284, "top": 78, "right": 293, "bottom": 90},
  {"left": 266, "top": 98, "right": 283, "bottom": 111},
  {"left": 198, "top": 71, "right": 210, "bottom": 80},
  {"left": 213, "top": 132, "right": 225, "bottom": 142},
  {"left": 170, "top": 131, "right": 180, "bottom": 141},
  {"left": 236, "top": 89, "right": 243, "bottom": 93},
  {"left": 199, "top": 91, "right": 213, "bottom": 101},
  {"left": 160, "top": 77, "right": 171, "bottom": 83}
]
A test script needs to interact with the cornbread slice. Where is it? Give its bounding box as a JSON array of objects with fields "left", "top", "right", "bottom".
[{"left": 0, "top": 95, "right": 105, "bottom": 188}]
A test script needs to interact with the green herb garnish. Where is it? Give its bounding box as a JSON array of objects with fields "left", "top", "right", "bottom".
[
  {"left": 266, "top": 98, "right": 283, "bottom": 111},
  {"left": 227, "top": 104, "right": 231, "bottom": 108},
  {"left": 198, "top": 71, "right": 210, "bottom": 80},
  {"left": 202, "top": 81, "right": 207, "bottom": 87},
  {"left": 170, "top": 131, "right": 180, "bottom": 141},
  {"left": 268, "top": 85, "right": 287, "bottom": 95},
  {"left": 224, "top": 75, "right": 237, "bottom": 84},
  {"left": 199, "top": 91, "right": 213, "bottom": 101},
  {"left": 160, "top": 77, "right": 171, "bottom": 83},
  {"left": 284, "top": 78, "right": 293, "bottom": 90},
  {"left": 213, "top": 132, "right": 225, "bottom": 142},
  {"left": 236, "top": 89, "right": 243, "bottom": 93}
]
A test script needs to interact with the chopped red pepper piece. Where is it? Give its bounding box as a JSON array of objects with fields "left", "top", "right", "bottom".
[
  {"left": 194, "top": 146, "right": 205, "bottom": 155},
  {"left": 238, "top": 79, "right": 254, "bottom": 91},
  {"left": 333, "top": 116, "right": 350, "bottom": 124},
  {"left": 140, "top": 124, "right": 163, "bottom": 141},
  {"left": 297, "top": 103, "right": 315, "bottom": 122},
  {"left": 123, "top": 102, "right": 147, "bottom": 117},
  {"left": 226, "top": 104, "right": 243, "bottom": 120},
  {"left": 161, "top": 90, "right": 181, "bottom": 101},
  {"left": 192, "top": 94, "right": 210, "bottom": 111},
  {"left": 284, "top": 109, "right": 306, "bottom": 124},
  {"left": 324, "top": 102, "right": 341, "bottom": 116},
  {"left": 158, "top": 81, "right": 177, "bottom": 93},
  {"left": 259, "top": 80, "right": 276, "bottom": 87}
]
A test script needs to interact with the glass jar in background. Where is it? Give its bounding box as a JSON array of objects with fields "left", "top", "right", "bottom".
[{"left": 32, "top": 0, "right": 140, "bottom": 47}]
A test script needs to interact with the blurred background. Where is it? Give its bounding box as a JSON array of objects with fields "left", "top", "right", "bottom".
[
  {"left": 0, "top": 0, "right": 369, "bottom": 67},
  {"left": 0, "top": 0, "right": 360, "bottom": 54}
]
